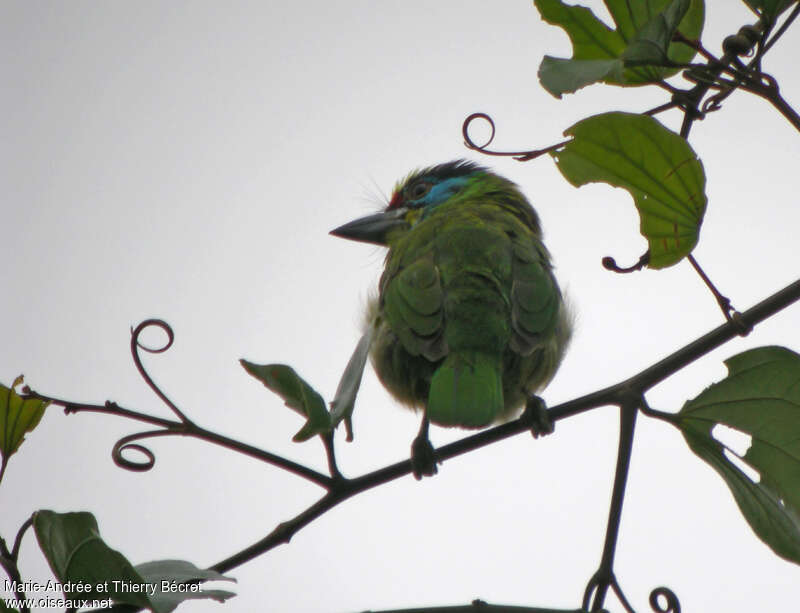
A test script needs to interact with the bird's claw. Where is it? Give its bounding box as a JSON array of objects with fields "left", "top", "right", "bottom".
[
  {"left": 523, "top": 395, "right": 554, "bottom": 438},
  {"left": 411, "top": 433, "right": 439, "bottom": 480}
]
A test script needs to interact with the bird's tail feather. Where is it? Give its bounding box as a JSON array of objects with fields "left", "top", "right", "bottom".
[{"left": 427, "top": 351, "right": 503, "bottom": 428}]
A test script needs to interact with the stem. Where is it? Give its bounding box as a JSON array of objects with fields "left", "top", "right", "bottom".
[
  {"left": 322, "top": 431, "right": 343, "bottom": 480},
  {"left": 672, "top": 31, "right": 720, "bottom": 64},
  {"left": 188, "top": 424, "right": 333, "bottom": 487},
  {"left": 586, "top": 402, "right": 638, "bottom": 612},
  {"left": 644, "top": 101, "right": 679, "bottom": 116},
  {"left": 12, "top": 516, "right": 33, "bottom": 560},
  {"left": 687, "top": 254, "right": 737, "bottom": 322}
]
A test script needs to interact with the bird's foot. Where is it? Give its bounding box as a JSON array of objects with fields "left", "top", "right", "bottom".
[
  {"left": 411, "top": 432, "right": 439, "bottom": 480},
  {"left": 523, "top": 395, "right": 554, "bottom": 439}
]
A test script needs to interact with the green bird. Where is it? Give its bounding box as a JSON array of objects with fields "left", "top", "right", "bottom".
[{"left": 331, "top": 160, "right": 571, "bottom": 477}]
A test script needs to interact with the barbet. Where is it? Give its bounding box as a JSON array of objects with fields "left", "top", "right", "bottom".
[{"left": 331, "top": 160, "right": 571, "bottom": 477}]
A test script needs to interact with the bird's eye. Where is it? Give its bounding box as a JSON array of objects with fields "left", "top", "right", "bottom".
[{"left": 408, "top": 182, "right": 432, "bottom": 201}]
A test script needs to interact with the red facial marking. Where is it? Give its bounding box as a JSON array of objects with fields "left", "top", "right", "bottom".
[{"left": 388, "top": 191, "right": 402, "bottom": 210}]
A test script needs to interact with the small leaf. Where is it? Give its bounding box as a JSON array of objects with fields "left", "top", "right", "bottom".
[
  {"left": 33, "top": 510, "right": 155, "bottom": 610},
  {"left": 534, "top": 0, "right": 704, "bottom": 96},
  {"left": 675, "top": 346, "right": 800, "bottom": 563},
  {"left": 538, "top": 57, "right": 624, "bottom": 98},
  {"left": 623, "top": 0, "right": 692, "bottom": 66},
  {"left": 0, "top": 376, "right": 49, "bottom": 472},
  {"left": 241, "top": 360, "right": 331, "bottom": 441},
  {"left": 136, "top": 560, "right": 236, "bottom": 613},
  {"left": 330, "top": 328, "right": 374, "bottom": 441},
  {"left": 552, "top": 112, "right": 707, "bottom": 268}
]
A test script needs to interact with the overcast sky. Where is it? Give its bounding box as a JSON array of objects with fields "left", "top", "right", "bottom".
[{"left": 2, "top": 2, "right": 800, "bottom": 612}]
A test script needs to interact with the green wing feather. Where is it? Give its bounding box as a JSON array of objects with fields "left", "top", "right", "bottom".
[
  {"left": 382, "top": 256, "right": 446, "bottom": 361},
  {"left": 509, "top": 238, "right": 561, "bottom": 355}
]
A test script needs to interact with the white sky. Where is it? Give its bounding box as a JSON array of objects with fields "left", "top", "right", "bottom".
[{"left": 2, "top": 2, "right": 799, "bottom": 612}]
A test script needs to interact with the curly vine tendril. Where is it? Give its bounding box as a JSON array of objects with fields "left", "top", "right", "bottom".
[
  {"left": 602, "top": 252, "right": 650, "bottom": 274},
  {"left": 112, "top": 429, "right": 181, "bottom": 472},
  {"left": 462, "top": 112, "right": 497, "bottom": 152},
  {"left": 130, "top": 319, "right": 192, "bottom": 423},
  {"left": 462, "top": 112, "right": 568, "bottom": 161},
  {"left": 98, "top": 319, "right": 196, "bottom": 472},
  {"left": 650, "top": 586, "right": 681, "bottom": 613},
  {"left": 583, "top": 575, "right": 681, "bottom": 613}
]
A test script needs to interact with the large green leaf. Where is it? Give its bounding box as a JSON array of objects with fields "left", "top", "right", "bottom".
[
  {"left": 676, "top": 346, "right": 800, "bottom": 563},
  {"left": 0, "top": 375, "right": 48, "bottom": 479},
  {"left": 33, "top": 510, "right": 155, "bottom": 611},
  {"left": 240, "top": 360, "right": 331, "bottom": 441},
  {"left": 552, "top": 112, "right": 707, "bottom": 268},
  {"left": 535, "top": 0, "right": 704, "bottom": 96}
]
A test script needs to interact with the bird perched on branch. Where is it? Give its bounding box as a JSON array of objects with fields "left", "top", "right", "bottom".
[{"left": 331, "top": 160, "right": 571, "bottom": 477}]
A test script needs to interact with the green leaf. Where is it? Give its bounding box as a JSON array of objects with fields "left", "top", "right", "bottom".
[
  {"left": 136, "top": 560, "right": 236, "bottom": 613},
  {"left": 33, "top": 510, "right": 155, "bottom": 611},
  {"left": 623, "top": 0, "right": 692, "bottom": 66},
  {"left": 538, "top": 57, "right": 624, "bottom": 99},
  {"left": 534, "top": 0, "right": 704, "bottom": 96},
  {"left": 0, "top": 375, "right": 48, "bottom": 475},
  {"left": 552, "top": 112, "right": 707, "bottom": 268},
  {"left": 330, "top": 328, "right": 374, "bottom": 442},
  {"left": 676, "top": 346, "right": 800, "bottom": 563},
  {"left": 240, "top": 360, "right": 331, "bottom": 441}
]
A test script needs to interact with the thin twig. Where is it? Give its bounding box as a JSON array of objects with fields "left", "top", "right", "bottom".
[
  {"left": 686, "top": 254, "right": 740, "bottom": 324},
  {"left": 586, "top": 401, "right": 638, "bottom": 612},
  {"left": 11, "top": 516, "right": 33, "bottom": 560},
  {"left": 24, "top": 391, "right": 333, "bottom": 487}
]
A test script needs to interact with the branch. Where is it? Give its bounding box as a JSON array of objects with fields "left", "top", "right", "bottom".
[
  {"left": 207, "top": 275, "right": 800, "bottom": 575},
  {"left": 51, "top": 275, "right": 800, "bottom": 612}
]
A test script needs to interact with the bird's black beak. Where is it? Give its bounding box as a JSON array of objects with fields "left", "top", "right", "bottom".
[{"left": 329, "top": 208, "right": 409, "bottom": 246}]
